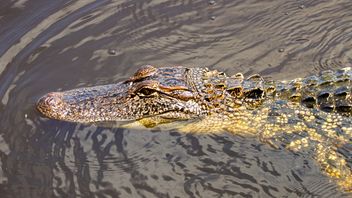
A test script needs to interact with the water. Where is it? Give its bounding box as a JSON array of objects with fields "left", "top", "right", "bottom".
[{"left": 0, "top": 0, "right": 352, "bottom": 197}]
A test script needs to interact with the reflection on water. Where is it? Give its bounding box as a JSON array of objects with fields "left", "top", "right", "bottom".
[{"left": 0, "top": 0, "right": 351, "bottom": 197}]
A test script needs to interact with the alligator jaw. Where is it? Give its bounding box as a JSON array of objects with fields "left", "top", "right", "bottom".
[{"left": 36, "top": 82, "right": 135, "bottom": 122}]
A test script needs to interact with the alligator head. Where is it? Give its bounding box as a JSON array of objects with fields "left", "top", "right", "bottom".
[{"left": 36, "top": 65, "right": 208, "bottom": 123}]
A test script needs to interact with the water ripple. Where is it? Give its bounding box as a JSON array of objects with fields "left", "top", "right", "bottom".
[{"left": 0, "top": 0, "right": 352, "bottom": 197}]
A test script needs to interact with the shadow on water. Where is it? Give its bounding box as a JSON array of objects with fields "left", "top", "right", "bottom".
[
  {"left": 0, "top": 0, "right": 351, "bottom": 197},
  {"left": 4, "top": 116, "right": 348, "bottom": 197}
]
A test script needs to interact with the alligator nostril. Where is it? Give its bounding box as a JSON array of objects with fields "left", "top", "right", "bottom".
[
  {"left": 38, "top": 92, "right": 61, "bottom": 105},
  {"left": 46, "top": 93, "right": 62, "bottom": 105}
]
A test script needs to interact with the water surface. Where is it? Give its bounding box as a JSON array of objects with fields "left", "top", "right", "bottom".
[{"left": 0, "top": 0, "right": 352, "bottom": 197}]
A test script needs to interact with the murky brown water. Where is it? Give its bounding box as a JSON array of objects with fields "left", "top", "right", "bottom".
[{"left": 0, "top": 0, "right": 352, "bottom": 197}]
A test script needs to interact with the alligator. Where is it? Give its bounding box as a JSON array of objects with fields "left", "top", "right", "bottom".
[{"left": 37, "top": 65, "right": 352, "bottom": 191}]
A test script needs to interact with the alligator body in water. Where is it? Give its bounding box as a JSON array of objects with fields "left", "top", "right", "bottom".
[{"left": 37, "top": 65, "right": 352, "bottom": 191}]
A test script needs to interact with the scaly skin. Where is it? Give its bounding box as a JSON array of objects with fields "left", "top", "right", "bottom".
[{"left": 37, "top": 65, "right": 352, "bottom": 191}]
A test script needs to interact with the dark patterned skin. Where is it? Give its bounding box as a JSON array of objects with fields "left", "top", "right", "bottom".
[{"left": 37, "top": 65, "right": 352, "bottom": 191}]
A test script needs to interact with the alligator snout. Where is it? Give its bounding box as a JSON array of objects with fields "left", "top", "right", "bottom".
[{"left": 36, "top": 92, "right": 67, "bottom": 120}]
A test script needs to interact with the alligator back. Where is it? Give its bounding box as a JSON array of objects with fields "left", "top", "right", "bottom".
[
  {"left": 197, "top": 67, "right": 351, "bottom": 116},
  {"left": 273, "top": 67, "right": 351, "bottom": 116}
]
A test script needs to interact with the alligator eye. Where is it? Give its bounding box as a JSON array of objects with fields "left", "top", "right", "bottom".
[{"left": 137, "top": 88, "right": 157, "bottom": 96}]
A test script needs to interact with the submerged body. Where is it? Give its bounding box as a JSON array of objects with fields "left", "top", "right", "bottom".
[{"left": 37, "top": 65, "right": 352, "bottom": 191}]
